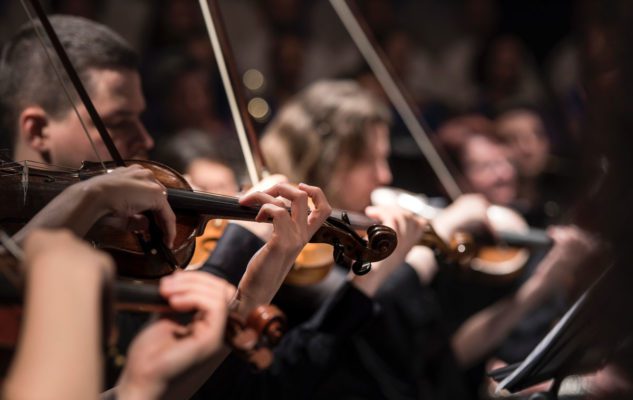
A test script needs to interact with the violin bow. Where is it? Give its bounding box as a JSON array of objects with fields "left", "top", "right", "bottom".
[
  {"left": 330, "top": 0, "right": 464, "bottom": 201},
  {"left": 198, "top": 0, "right": 268, "bottom": 185},
  {"left": 18, "top": 0, "right": 178, "bottom": 268},
  {"left": 0, "top": 229, "right": 24, "bottom": 288}
]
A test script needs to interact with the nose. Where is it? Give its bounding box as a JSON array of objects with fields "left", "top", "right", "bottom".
[
  {"left": 376, "top": 158, "right": 392, "bottom": 186},
  {"left": 136, "top": 122, "right": 154, "bottom": 152},
  {"left": 122, "top": 121, "right": 154, "bottom": 159},
  {"left": 494, "top": 159, "right": 515, "bottom": 182}
]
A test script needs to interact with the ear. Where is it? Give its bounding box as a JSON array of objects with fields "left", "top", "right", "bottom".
[{"left": 18, "top": 106, "right": 50, "bottom": 153}]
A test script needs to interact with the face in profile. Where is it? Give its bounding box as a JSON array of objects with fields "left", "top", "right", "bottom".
[
  {"left": 43, "top": 68, "right": 153, "bottom": 167},
  {"left": 329, "top": 122, "right": 392, "bottom": 213},
  {"left": 462, "top": 135, "right": 517, "bottom": 205},
  {"left": 495, "top": 110, "right": 549, "bottom": 178}
]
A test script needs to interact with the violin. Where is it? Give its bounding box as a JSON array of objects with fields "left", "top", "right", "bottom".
[
  {"left": 0, "top": 252, "right": 285, "bottom": 372},
  {"left": 372, "top": 187, "right": 553, "bottom": 282},
  {"left": 282, "top": 208, "right": 475, "bottom": 286},
  {"left": 190, "top": 219, "right": 228, "bottom": 267},
  {"left": 0, "top": 158, "right": 398, "bottom": 279}
]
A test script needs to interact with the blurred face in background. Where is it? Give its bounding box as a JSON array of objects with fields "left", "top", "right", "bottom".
[
  {"left": 462, "top": 134, "right": 517, "bottom": 205},
  {"left": 495, "top": 110, "right": 550, "bottom": 178},
  {"left": 330, "top": 122, "right": 392, "bottom": 213}
]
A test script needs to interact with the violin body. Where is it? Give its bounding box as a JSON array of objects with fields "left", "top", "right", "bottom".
[
  {"left": 189, "top": 219, "right": 228, "bottom": 267},
  {"left": 285, "top": 243, "right": 334, "bottom": 285},
  {"left": 0, "top": 159, "right": 202, "bottom": 278}
]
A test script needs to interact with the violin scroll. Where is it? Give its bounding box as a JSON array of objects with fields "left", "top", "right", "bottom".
[
  {"left": 226, "top": 305, "right": 286, "bottom": 370},
  {"left": 310, "top": 217, "right": 398, "bottom": 277}
]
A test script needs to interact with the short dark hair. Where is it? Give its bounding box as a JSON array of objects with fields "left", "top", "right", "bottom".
[{"left": 0, "top": 15, "right": 138, "bottom": 151}]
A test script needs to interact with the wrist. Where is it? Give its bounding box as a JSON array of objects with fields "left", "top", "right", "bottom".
[
  {"left": 65, "top": 181, "right": 112, "bottom": 235},
  {"left": 116, "top": 373, "right": 164, "bottom": 400},
  {"left": 235, "top": 244, "right": 297, "bottom": 314},
  {"left": 74, "top": 180, "right": 112, "bottom": 220},
  {"left": 405, "top": 246, "right": 437, "bottom": 285}
]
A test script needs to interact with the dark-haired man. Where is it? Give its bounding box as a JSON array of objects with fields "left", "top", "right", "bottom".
[{"left": 1, "top": 15, "right": 151, "bottom": 165}]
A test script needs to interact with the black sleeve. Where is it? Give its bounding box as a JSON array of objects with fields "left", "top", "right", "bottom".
[
  {"left": 193, "top": 282, "right": 376, "bottom": 399},
  {"left": 199, "top": 223, "right": 265, "bottom": 286}
]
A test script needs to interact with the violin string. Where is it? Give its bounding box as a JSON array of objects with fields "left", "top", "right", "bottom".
[
  {"left": 18, "top": 0, "right": 107, "bottom": 173},
  {"left": 0, "top": 159, "right": 81, "bottom": 173}
]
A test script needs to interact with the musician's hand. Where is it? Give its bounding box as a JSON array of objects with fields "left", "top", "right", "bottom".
[
  {"left": 235, "top": 183, "right": 331, "bottom": 314},
  {"left": 366, "top": 205, "right": 427, "bottom": 260},
  {"left": 433, "top": 194, "right": 492, "bottom": 242},
  {"left": 116, "top": 271, "right": 235, "bottom": 400},
  {"left": 77, "top": 165, "right": 177, "bottom": 248},
  {"left": 530, "top": 225, "right": 600, "bottom": 295},
  {"left": 11, "top": 165, "right": 176, "bottom": 248},
  {"left": 232, "top": 174, "right": 289, "bottom": 241},
  {"left": 352, "top": 206, "right": 428, "bottom": 295},
  {"left": 240, "top": 182, "right": 330, "bottom": 256}
]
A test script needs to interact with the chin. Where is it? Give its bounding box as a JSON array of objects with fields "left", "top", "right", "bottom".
[
  {"left": 491, "top": 191, "right": 516, "bottom": 206},
  {"left": 343, "top": 200, "right": 369, "bottom": 214}
]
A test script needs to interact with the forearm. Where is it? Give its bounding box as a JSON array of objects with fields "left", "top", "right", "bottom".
[
  {"left": 12, "top": 185, "right": 106, "bottom": 243},
  {"left": 263, "top": 283, "right": 375, "bottom": 394},
  {"left": 234, "top": 244, "right": 297, "bottom": 316},
  {"left": 3, "top": 259, "right": 105, "bottom": 400},
  {"left": 451, "top": 276, "right": 545, "bottom": 368},
  {"left": 115, "top": 347, "right": 232, "bottom": 400},
  {"left": 159, "top": 348, "right": 232, "bottom": 400}
]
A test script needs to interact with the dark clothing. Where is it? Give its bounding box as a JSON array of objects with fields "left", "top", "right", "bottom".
[
  {"left": 200, "top": 223, "right": 265, "bottom": 286},
  {"left": 193, "top": 281, "right": 376, "bottom": 399},
  {"left": 198, "top": 224, "right": 469, "bottom": 399},
  {"left": 314, "top": 264, "right": 471, "bottom": 400},
  {"left": 195, "top": 223, "right": 378, "bottom": 399},
  {"left": 431, "top": 248, "right": 566, "bottom": 393}
]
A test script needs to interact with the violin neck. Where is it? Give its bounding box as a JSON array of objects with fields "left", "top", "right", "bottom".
[
  {"left": 329, "top": 210, "right": 380, "bottom": 230},
  {"left": 496, "top": 229, "right": 553, "bottom": 248},
  {"left": 167, "top": 189, "right": 381, "bottom": 231},
  {"left": 166, "top": 189, "right": 260, "bottom": 221}
]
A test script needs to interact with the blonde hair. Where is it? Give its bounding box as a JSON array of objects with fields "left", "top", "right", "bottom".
[{"left": 261, "top": 80, "right": 390, "bottom": 201}]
